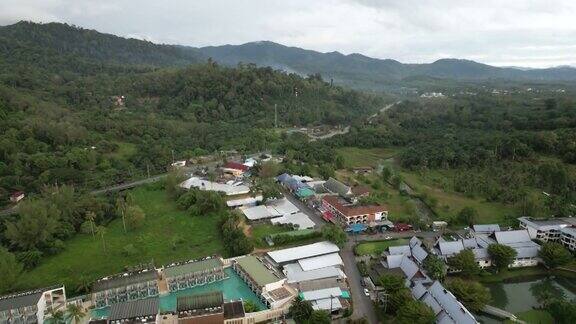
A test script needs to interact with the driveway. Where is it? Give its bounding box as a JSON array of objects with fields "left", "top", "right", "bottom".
[
  {"left": 281, "top": 189, "right": 326, "bottom": 229},
  {"left": 341, "top": 240, "right": 379, "bottom": 323}
]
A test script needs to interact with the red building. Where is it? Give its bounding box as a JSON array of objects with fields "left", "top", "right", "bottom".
[{"left": 322, "top": 195, "right": 388, "bottom": 225}]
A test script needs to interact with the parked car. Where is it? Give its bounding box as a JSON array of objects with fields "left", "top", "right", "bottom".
[{"left": 363, "top": 288, "right": 370, "bottom": 297}]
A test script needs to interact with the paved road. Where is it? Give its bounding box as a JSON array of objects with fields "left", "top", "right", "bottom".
[
  {"left": 341, "top": 240, "right": 379, "bottom": 323},
  {"left": 280, "top": 188, "right": 327, "bottom": 229},
  {"left": 90, "top": 174, "right": 167, "bottom": 195}
]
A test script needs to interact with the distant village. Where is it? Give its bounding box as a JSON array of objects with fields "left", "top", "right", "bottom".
[{"left": 2, "top": 152, "right": 576, "bottom": 324}]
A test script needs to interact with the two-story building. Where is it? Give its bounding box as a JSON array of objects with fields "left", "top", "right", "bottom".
[{"left": 322, "top": 195, "right": 388, "bottom": 225}]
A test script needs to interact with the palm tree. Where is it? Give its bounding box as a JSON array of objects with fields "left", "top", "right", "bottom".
[
  {"left": 85, "top": 211, "right": 96, "bottom": 239},
  {"left": 116, "top": 197, "right": 127, "bottom": 233},
  {"left": 96, "top": 225, "right": 107, "bottom": 252},
  {"left": 45, "top": 309, "right": 65, "bottom": 324},
  {"left": 65, "top": 303, "right": 86, "bottom": 324}
]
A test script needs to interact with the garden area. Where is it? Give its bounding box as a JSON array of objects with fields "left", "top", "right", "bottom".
[
  {"left": 15, "top": 186, "right": 224, "bottom": 292},
  {"left": 354, "top": 239, "right": 409, "bottom": 256}
]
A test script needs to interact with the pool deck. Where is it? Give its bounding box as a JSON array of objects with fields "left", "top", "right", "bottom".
[{"left": 91, "top": 267, "right": 267, "bottom": 319}]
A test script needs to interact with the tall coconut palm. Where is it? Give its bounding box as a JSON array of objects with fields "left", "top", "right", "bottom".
[
  {"left": 85, "top": 211, "right": 96, "bottom": 239},
  {"left": 96, "top": 225, "right": 107, "bottom": 252},
  {"left": 115, "top": 197, "right": 127, "bottom": 233},
  {"left": 65, "top": 303, "right": 86, "bottom": 324},
  {"left": 45, "top": 309, "right": 65, "bottom": 324}
]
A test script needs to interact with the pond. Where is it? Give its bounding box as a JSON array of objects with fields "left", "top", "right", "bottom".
[{"left": 475, "top": 275, "right": 576, "bottom": 323}]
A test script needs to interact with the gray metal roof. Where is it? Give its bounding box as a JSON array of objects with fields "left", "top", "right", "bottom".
[
  {"left": 409, "top": 237, "right": 423, "bottom": 248},
  {"left": 412, "top": 245, "right": 429, "bottom": 264},
  {"left": 109, "top": 297, "right": 159, "bottom": 321},
  {"left": 427, "top": 281, "right": 478, "bottom": 324},
  {"left": 518, "top": 217, "right": 569, "bottom": 231},
  {"left": 472, "top": 248, "right": 489, "bottom": 260},
  {"left": 323, "top": 178, "right": 351, "bottom": 197},
  {"left": 472, "top": 224, "right": 501, "bottom": 233},
  {"left": 437, "top": 241, "right": 464, "bottom": 256},
  {"left": 164, "top": 258, "right": 223, "bottom": 278},
  {"left": 388, "top": 245, "right": 411, "bottom": 255},
  {"left": 93, "top": 269, "right": 157, "bottom": 292},
  {"left": 561, "top": 227, "right": 576, "bottom": 236},
  {"left": 494, "top": 230, "right": 532, "bottom": 244},
  {"left": 0, "top": 288, "right": 45, "bottom": 311}
]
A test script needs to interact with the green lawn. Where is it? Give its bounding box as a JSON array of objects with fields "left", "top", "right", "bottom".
[
  {"left": 354, "top": 239, "right": 409, "bottom": 256},
  {"left": 337, "top": 147, "right": 400, "bottom": 168},
  {"left": 15, "top": 186, "right": 224, "bottom": 293},
  {"left": 504, "top": 310, "right": 553, "bottom": 324},
  {"left": 105, "top": 141, "right": 137, "bottom": 161}
]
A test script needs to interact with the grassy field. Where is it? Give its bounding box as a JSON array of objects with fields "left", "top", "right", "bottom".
[
  {"left": 105, "top": 141, "right": 137, "bottom": 161},
  {"left": 249, "top": 224, "right": 292, "bottom": 247},
  {"left": 337, "top": 147, "right": 400, "bottom": 168},
  {"left": 15, "top": 186, "right": 224, "bottom": 292},
  {"left": 354, "top": 239, "right": 409, "bottom": 256},
  {"left": 504, "top": 310, "right": 553, "bottom": 324},
  {"left": 399, "top": 168, "right": 517, "bottom": 225}
]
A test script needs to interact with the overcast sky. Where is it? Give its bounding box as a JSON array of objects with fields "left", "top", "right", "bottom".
[{"left": 1, "top": 0, "right": 575, "bottom": 68}]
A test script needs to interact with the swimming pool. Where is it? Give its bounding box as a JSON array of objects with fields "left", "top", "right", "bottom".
[{"left": 91, "top": 267, "right": 267, "bottom": 318}]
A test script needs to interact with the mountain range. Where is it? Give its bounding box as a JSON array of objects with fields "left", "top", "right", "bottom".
[{"left": 2, "top": 21, "right": 576, "bottom": 90}]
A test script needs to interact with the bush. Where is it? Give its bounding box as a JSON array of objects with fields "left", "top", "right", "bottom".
[
  {"left": 272, "top": 231, "right": 321, "bottom": 245},
  {"left": 122, "top": 244, "right": 138, "bottom": 256},
  {"left": 16, "top": 250, "right": 43, "bottom": 270},
  {"left": 45, "top": 239, "right": 66, "bottom": 255}
]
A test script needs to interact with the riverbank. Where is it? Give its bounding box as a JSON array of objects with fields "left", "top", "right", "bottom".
[{"left": 454, "top": 266, "right": 576, "bottom": 284}]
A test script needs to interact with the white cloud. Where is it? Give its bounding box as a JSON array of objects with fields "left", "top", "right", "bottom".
[{"left": 1, "top": 0, "right": 575, "bottom": 67}]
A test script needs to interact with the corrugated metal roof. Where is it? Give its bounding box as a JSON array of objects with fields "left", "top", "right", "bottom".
[
  {"left": 297, "top": 253, "right": 343, "bottom": 271},
  {"left": 409, "top": 237, "right": 423, "bottom": 248},
  {"left": 427, "top": 281, "right": 477, "bottom": 324},
  {"left": 93, "top": 270, "right": 157, "bottom": 292},
  {"left": 301, "top": 287, "right": 342, "bottom": 301},
  {"left": 285, "top": 265, "right": 345, "bottom": 283},
  {"left": 236, "top": 256, "right": 282, "bottom": 287},
  {"left": 311, "top": 297, "right": 342, "bottom": 311},
  {"left": 109, "top": 297, "right": 159, "bottom": 321},
  {"left": 242, "top": 205, "right": 274, "bottom": 220},
  {"left": 389, "top": 245, "right": 411, "bottom": 256},
  {"left": 412, "top": 245, "right": 429, "bottom": 264},
  {"left": 267, "top": 241, "right": 339, "bottom": 264},
  {"left": 438, "top": 241, "right": 464, "bottom": 256},
  {"left": 271, "top": 212, "right": 315, "bottom": 229},
  {"left": 0, "top": 286, "right": 61, "bottom": 311},
  {"left": 472, "top": 224, "right": 501, "bottom": 233},
  {"left": 164, "top": 258, "right": 223, "bottom": 278},
  {"left": 267, "top": 198, "right": 299, "bottom": 216},
  {"left": 323, "top": 178, "right": 351, "bottom": 197},
  {"left": 494, "top": 230, "right": 532, "bottom": 244}
]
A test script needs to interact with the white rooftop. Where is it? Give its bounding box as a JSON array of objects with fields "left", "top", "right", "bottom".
[
  {"left": 301, "top": 287, "right": 342, "bottom": 301},
  {"left": 267, "top": 198, "right": 299, "bottom": 216},
  {"left": 472, "top": 224, "right": 501, "bottom": 233},
  {"left": 284, "top": 264, "right": 346, "bottom": 283},
  {"left": 180, "top": 177, "right": 250, "bottom": 196},
  {"left": 271, "top": 212, "right": 315, "bottom": 229},
  {"left": 268, "top": 241, "right": 339, "bottom": 264},
  {"left": 242, "top": 205, "right": 274, "bottom": 220},
  {"left": 312, "top": 297, "right": 342, "bottom": 311},
  {"left": 297, "top": 253, "right": 343, "bottom": 272},
  {"left": 494, "top": 230, "right": 532, "bottom": 244}
]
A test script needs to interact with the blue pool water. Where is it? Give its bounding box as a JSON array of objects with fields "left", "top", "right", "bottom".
[{"left": 91, "top": 267, "right": 266, "bottom": 318}]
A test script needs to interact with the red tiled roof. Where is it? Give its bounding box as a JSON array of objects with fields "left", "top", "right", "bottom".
[
  {"left": 223, "top": 162, "right": 249, "bottom": 171},
  {"left": 323, "top": 195, "right": 387, "bottom": 217},
  {"left": 351, "top": 186, "right": 371, "bottom": 196}
]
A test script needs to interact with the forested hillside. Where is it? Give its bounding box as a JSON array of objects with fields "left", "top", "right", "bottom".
[
  {"left": 0, "top": 22, "right": 382, "bottom": 205},
  {"left": 332, "top": 94, "right": 576, "bottom": 218}
]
